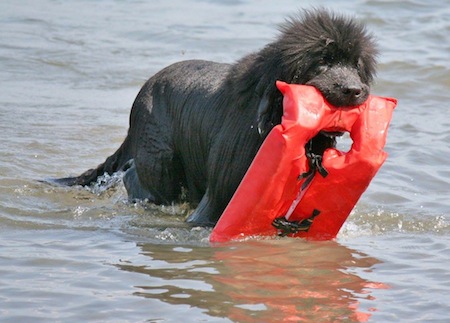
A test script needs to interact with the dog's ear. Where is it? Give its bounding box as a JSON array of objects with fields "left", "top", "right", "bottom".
[
  {"left": 257, "top": 86, "right": 283, "bottom": 137},
  {"left": 257, "top": 93, "right": 271, "bottom": 137}
]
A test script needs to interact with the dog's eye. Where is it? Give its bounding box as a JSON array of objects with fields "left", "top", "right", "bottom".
[
  {"left": 318, "top": 58, "right": 330, "bottom": 67},
  {"left": 356, "top": 57, "right": 364, "bottom": 69},
  {"left": 317, "top": 64, "right": 328, "bottom": 74},
  {"left": 320, "top": 54, "right": 334, "bottom": 66}
]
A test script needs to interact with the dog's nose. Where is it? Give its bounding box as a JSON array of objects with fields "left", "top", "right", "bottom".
[{"left": 342, "top": 86, "right": 362, "bottom": 98}]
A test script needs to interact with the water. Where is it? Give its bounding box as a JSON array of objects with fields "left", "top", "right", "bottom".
[{"left": 1, "top": 0, "right": 449, "bottom": 321}]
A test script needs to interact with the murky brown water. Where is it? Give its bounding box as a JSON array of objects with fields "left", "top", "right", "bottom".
[{"left": 1, "top": 0, "right": 449, "bottom": 321}]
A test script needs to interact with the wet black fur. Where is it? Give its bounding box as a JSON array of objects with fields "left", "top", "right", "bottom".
[{"left": 55, "top": 9, "right": 377, "bottom": 226}]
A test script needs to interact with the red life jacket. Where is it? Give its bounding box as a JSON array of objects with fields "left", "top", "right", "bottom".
[{"left": 210, "top": 81, "right": 397, "bottom": 243}]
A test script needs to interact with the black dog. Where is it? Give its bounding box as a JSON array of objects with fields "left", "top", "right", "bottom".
[{"left": 56, "top": 9, "right": 377, "bottom": 226}]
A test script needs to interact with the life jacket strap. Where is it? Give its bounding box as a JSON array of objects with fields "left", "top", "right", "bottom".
[
  {"left": 298, "top": 148, "right": 329, "bottom": 189},
  {"left": 272, "top": 209, "right": 321, "bottom": 237}
]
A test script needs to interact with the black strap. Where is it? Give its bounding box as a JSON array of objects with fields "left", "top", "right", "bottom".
[
  {"left": 298, "top": 149, "right": 329, "bottom": 189},
  {"left": 271, "top": 148, "right": 329, "bottom": 236},
  {"left": 272, "top": 209, "right": 321, "bottom": 237}
]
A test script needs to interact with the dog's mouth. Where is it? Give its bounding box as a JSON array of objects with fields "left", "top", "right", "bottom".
[
  {"left": 306, "top": 130, "right": 346, "bottom": 156},
  {"left": 320, "top": 130, "right": 345, "bottom": 138}
]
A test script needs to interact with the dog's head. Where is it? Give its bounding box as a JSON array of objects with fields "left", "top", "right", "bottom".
[
  {"left": 284, "top": 9, "right": 377, "bottom": 107},
  {"left": 256, "top": 9, "right": 377, "bottom": 136}
]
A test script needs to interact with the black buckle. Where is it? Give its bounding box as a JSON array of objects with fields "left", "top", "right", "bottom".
[{"left": 272, "top": 209, "right": 321, "bottom": 237}]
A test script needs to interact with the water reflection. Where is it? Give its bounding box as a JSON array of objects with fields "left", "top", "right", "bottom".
[{"left": 117, "top": 239, "right": 388, "bottom": 322}]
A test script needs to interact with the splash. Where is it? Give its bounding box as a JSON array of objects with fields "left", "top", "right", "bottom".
[
  {"left": 340, "top": 207, "right": 449, "bottom": 238},
  {"left": 88, "top": 171, "right": 125, "bottom": 196}
]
